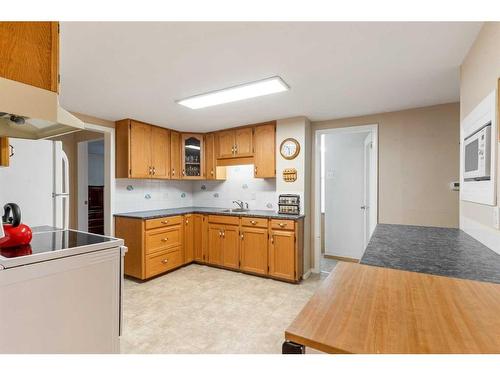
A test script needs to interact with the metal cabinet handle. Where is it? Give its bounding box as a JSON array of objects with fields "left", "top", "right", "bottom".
[
  {"left": 149, "top": 166, "right": 153, "bottom": 175},
  {"left": 161, "top": 238, "right": 169, "bottom": 242},
  {"left": 161, "top": 259, "right": 168, "bottom": 264},
  {"left": 172, "top": 168, "right": 175, "bottom": 176},
  {"left": 182, "top": 169, "right": 185, "bottom": 176},
  {"left": 279, "top": 223, "right": 286, "bottom": 228},
  {"left": 161, "top": 220, "right": 169, "bottom": 224},
  {"left": 234, "top": 144, "right": 238, "bottom": 154},
  {"left": 210, "top": 170, "right": 214, "bottom": 176},
  {"left": 152, "top": 167, "right": 156, "bottom": 175},
  {"left": 222, "top": 230, "right": 225, "bottom": 238},
  {"left": 270, "top": 235, "right": 274, "bottom": 244},
  {"left": 250, "top": 220, "right": 257, "bottom": 225},
  {"left": 240, "top": 233, "right": 244, "bottom": 240},
  {"left": 219, "top": 231, "right": 222, "bottom": 237},
  {"left": 185, "top": 219, "right": 189, "bottom": 224}
]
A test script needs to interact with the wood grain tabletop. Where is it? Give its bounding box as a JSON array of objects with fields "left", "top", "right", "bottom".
[{"left": 285, "top": 262, "right": 500, "bottom": 353}]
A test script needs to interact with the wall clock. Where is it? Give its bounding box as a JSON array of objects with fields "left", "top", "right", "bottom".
[{"left": 280, "top": 138, "right": 300, "bottom": 160}]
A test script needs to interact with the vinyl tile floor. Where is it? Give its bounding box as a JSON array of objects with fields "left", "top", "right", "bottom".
[{"left": 120, "top": 264, "right": 323, "bottom": 354}]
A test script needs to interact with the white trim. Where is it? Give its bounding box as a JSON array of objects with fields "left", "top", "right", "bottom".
[
  {"left": 302, "top": 269, "right": 312, "bottom": 280},
  {"left": 313, "top": 124, "right": 378, "bottom": 273},
  {"left": 82, "top": 123, "right": 115, "bottom": 236},
  {"left": 460, "top": 216, "right": 500, "bottom": 255}
]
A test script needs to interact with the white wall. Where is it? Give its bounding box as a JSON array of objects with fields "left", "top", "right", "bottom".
[
  {"left": 192, "top": 165, "right": 277, "bottom": 210},
  {"left": 324, "top": 132, "right": 368, "bottom": 259},
  {"left": 0, "top": 139, "right": 54, "bottom": 227}
]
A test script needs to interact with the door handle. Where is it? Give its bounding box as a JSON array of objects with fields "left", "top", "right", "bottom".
[{"left": 360, "top": 206, "right": 367, "bottom": 210}]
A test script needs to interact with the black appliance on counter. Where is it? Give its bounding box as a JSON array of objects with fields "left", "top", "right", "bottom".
[{"left": 278, "top": 194, "right": 300, "bottom": 215}]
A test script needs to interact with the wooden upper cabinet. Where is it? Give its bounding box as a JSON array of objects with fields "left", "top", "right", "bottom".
[
  {"left": 240, "top": 226, "right": 268, "bottom": 275},
  {"left": 216, "top": 130, "right": 235, "bottom": 159},
  {"left": 0, "top": 22, "right": 59, "bottom": 92},
  {"left": 254, "top": 123, "right": 276, "bottom": 178},
  {"left": 234, "top": 128, "right": 253, "bottom": 157},
  {"left": 205, "top": 133, "right": 216, "bottom": 179},
  {"left": 269, "top": 230, "right": 295, "bottom": 281},
  {"left": 181, "top": 133, "right": 204, "bottom": 179},
  {"left": 151, "top": 127, "right": 170, "bottom": 179},
  {"left": 170, "top": 131, "right": 182, "bottom": 179},
  {"left": 115, "top": 119, "right": 171, "bottom": 179},
  {"left": 129, "top": 121, "right": 152, "bottom": 178}
]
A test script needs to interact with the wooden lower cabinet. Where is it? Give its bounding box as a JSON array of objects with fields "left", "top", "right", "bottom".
[
  {"left": 208, "top": 224, "right": 223, "bottom": 266},
  {"left": 269, "top": 229, "right": 296, "bottom": 281},
  {"left": 222, "top": 224, "right": 239, "bottom": 270},
  {"left": 240, "top": 226, "right": 268, "bottom": 276},
  {"left": 115, "top": 214, "right": 303, "bottom": 282}
]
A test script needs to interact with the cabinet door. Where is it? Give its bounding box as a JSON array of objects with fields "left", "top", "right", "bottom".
[
  {"left": 184, "top": 215, "right": 193, "bottom": 263},
  {"left": 170, "top": 131, "right": 182, "bottom": 179},
  {"left": 0, "top": 22, "right": 59, "bottom": 92},
  {"left": 208, "top": 224, "right": 223, "bottom": 266},
  {"left": 182, "top": 134, "right": 204, "bottom": 179},
  {"left": 192, "top": 214, "right": 204, "bottom": 262},
  {"left": 222, "top": 225, "right": 240, "bottom": 270},
  {"left": 205, "top": 133, "right": 215, "bottom": 179},
  {"left": 269, "top": 230, "right": 295, "bottom": 281},
  {"left": 235, "top": 128, "right": 253, "bottom": 157},
  {"left": 240, "top": 227, "right": 268, "bottom": 275},
  {"left": 130, "top": 121, "right": 152, "bottom": 178},
  {"left": 254, "top": 124, "right": 276, "bottom": 178},
  {"left": 151, "top": 127, "right": 170, "bottom": 179},
  {"left": 216, "top": 130, "right": 235, "bottom": 159}
]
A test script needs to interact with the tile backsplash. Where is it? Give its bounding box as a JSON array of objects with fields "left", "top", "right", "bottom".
[
  {"left": 114, "top": 165, "right": 278, "bottom": 214},
  {"left": 114, "top": 179, "right": 194, "bottom": 213},
  {"left": 192, "top": 165, "right": 277, "bottom": 210}
]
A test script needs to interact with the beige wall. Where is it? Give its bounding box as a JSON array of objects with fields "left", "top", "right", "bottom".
[
  {"left": 312, "top": 102, "right": 460, "bottom": 232},
  {"left": 459, "top": 23, "right": 500, "bottom": 242}
]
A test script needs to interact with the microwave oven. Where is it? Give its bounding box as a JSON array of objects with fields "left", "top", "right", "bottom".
[{"left": 463, "top": 123, "right": 491, "bottom": 181}]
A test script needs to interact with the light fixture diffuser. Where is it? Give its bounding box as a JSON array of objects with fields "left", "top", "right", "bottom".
[{"left": 177, "top": 76, "right": 289, "bottom": 109}]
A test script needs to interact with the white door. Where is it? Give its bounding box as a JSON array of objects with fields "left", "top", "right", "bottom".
[{"left": 324, "top": 132, "right": 369, "bottom": 260}]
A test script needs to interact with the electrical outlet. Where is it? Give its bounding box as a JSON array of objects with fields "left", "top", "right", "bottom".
[{"left": 493, "top": 206, "right": 500, "bottom": 230}]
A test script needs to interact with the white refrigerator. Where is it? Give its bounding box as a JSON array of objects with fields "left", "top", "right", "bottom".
[{"left": 0, "top": 138, "right": 69, "bottom": 229}]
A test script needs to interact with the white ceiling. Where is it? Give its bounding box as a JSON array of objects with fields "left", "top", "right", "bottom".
[{"left": 60, "top": 22, "right": 482, "bottom": 132}]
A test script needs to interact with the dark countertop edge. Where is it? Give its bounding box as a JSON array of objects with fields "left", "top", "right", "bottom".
[{"left": 114, "top": 208, "right": 305, "bottom": 220}]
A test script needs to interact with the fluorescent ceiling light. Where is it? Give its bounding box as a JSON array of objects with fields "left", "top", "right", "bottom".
[{"left": 177, "top": 76, "right": 289, "bottom": 109}]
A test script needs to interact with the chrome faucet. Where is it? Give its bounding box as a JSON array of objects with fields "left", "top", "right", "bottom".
[{"left": 232, "top": 200, "right": 244, "bottom": 210}]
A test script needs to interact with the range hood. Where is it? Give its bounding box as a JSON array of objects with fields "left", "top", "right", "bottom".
[{"left": 0, "top": 77, "right": 85, "bottom": 139}]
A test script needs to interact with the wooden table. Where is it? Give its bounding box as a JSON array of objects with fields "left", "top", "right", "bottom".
[{"left": 284, "top": 262, "right": 500, "bottom": 354}]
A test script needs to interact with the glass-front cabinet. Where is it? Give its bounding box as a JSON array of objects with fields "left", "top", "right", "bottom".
[{"left": 181, "top": 133, "right": 204, "bottom": 179}]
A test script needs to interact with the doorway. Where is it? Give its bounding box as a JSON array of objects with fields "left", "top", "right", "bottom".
[
  {"left": 78, "top": 139, "right": 105, "bottom": 234},
  {"left": 314, "top": 124, "right": 378, "bottom": 274}
]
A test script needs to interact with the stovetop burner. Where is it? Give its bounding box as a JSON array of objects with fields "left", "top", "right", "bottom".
[{"left": 0, "top": 230, "right": 114, "bottom": 259}]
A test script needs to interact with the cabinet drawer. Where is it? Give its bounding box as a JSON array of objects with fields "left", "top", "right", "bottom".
[
  {"left": 241, "top": 217, "right": 268, "bottom": 228},
  {"left": 145, "top": 226, "right": 182, "bottom": 254},
  {"left": 145, "top": 248, "right": 183, "bottom": 278},
  {"left": 208, "top": 215, "right": 240, "bottom": 226},
  {"left": 145, "top": 215, "right": 183, "bottom": 230},
  {"left": 270, "top": 219, "right": 295, "bottom": 231}
]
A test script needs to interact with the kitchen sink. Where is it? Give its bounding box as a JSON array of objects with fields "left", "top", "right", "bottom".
[{"left": 220, "top": 208, "right": 249, "bottom": 213}]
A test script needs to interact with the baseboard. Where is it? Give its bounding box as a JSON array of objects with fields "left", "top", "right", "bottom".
[
  {"left": 460, "top": 215, "right": 500, "bottom": 255},
  {"left": 302, "top": 269, "right": 313, "bottom": 279},
  {"left": 324, "top": 254, "right": 359, "bottom": 263}
]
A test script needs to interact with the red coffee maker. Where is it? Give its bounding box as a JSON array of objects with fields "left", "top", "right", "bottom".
[{"left": 0, "top": 203, "right": 32, "bottom": 249}]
